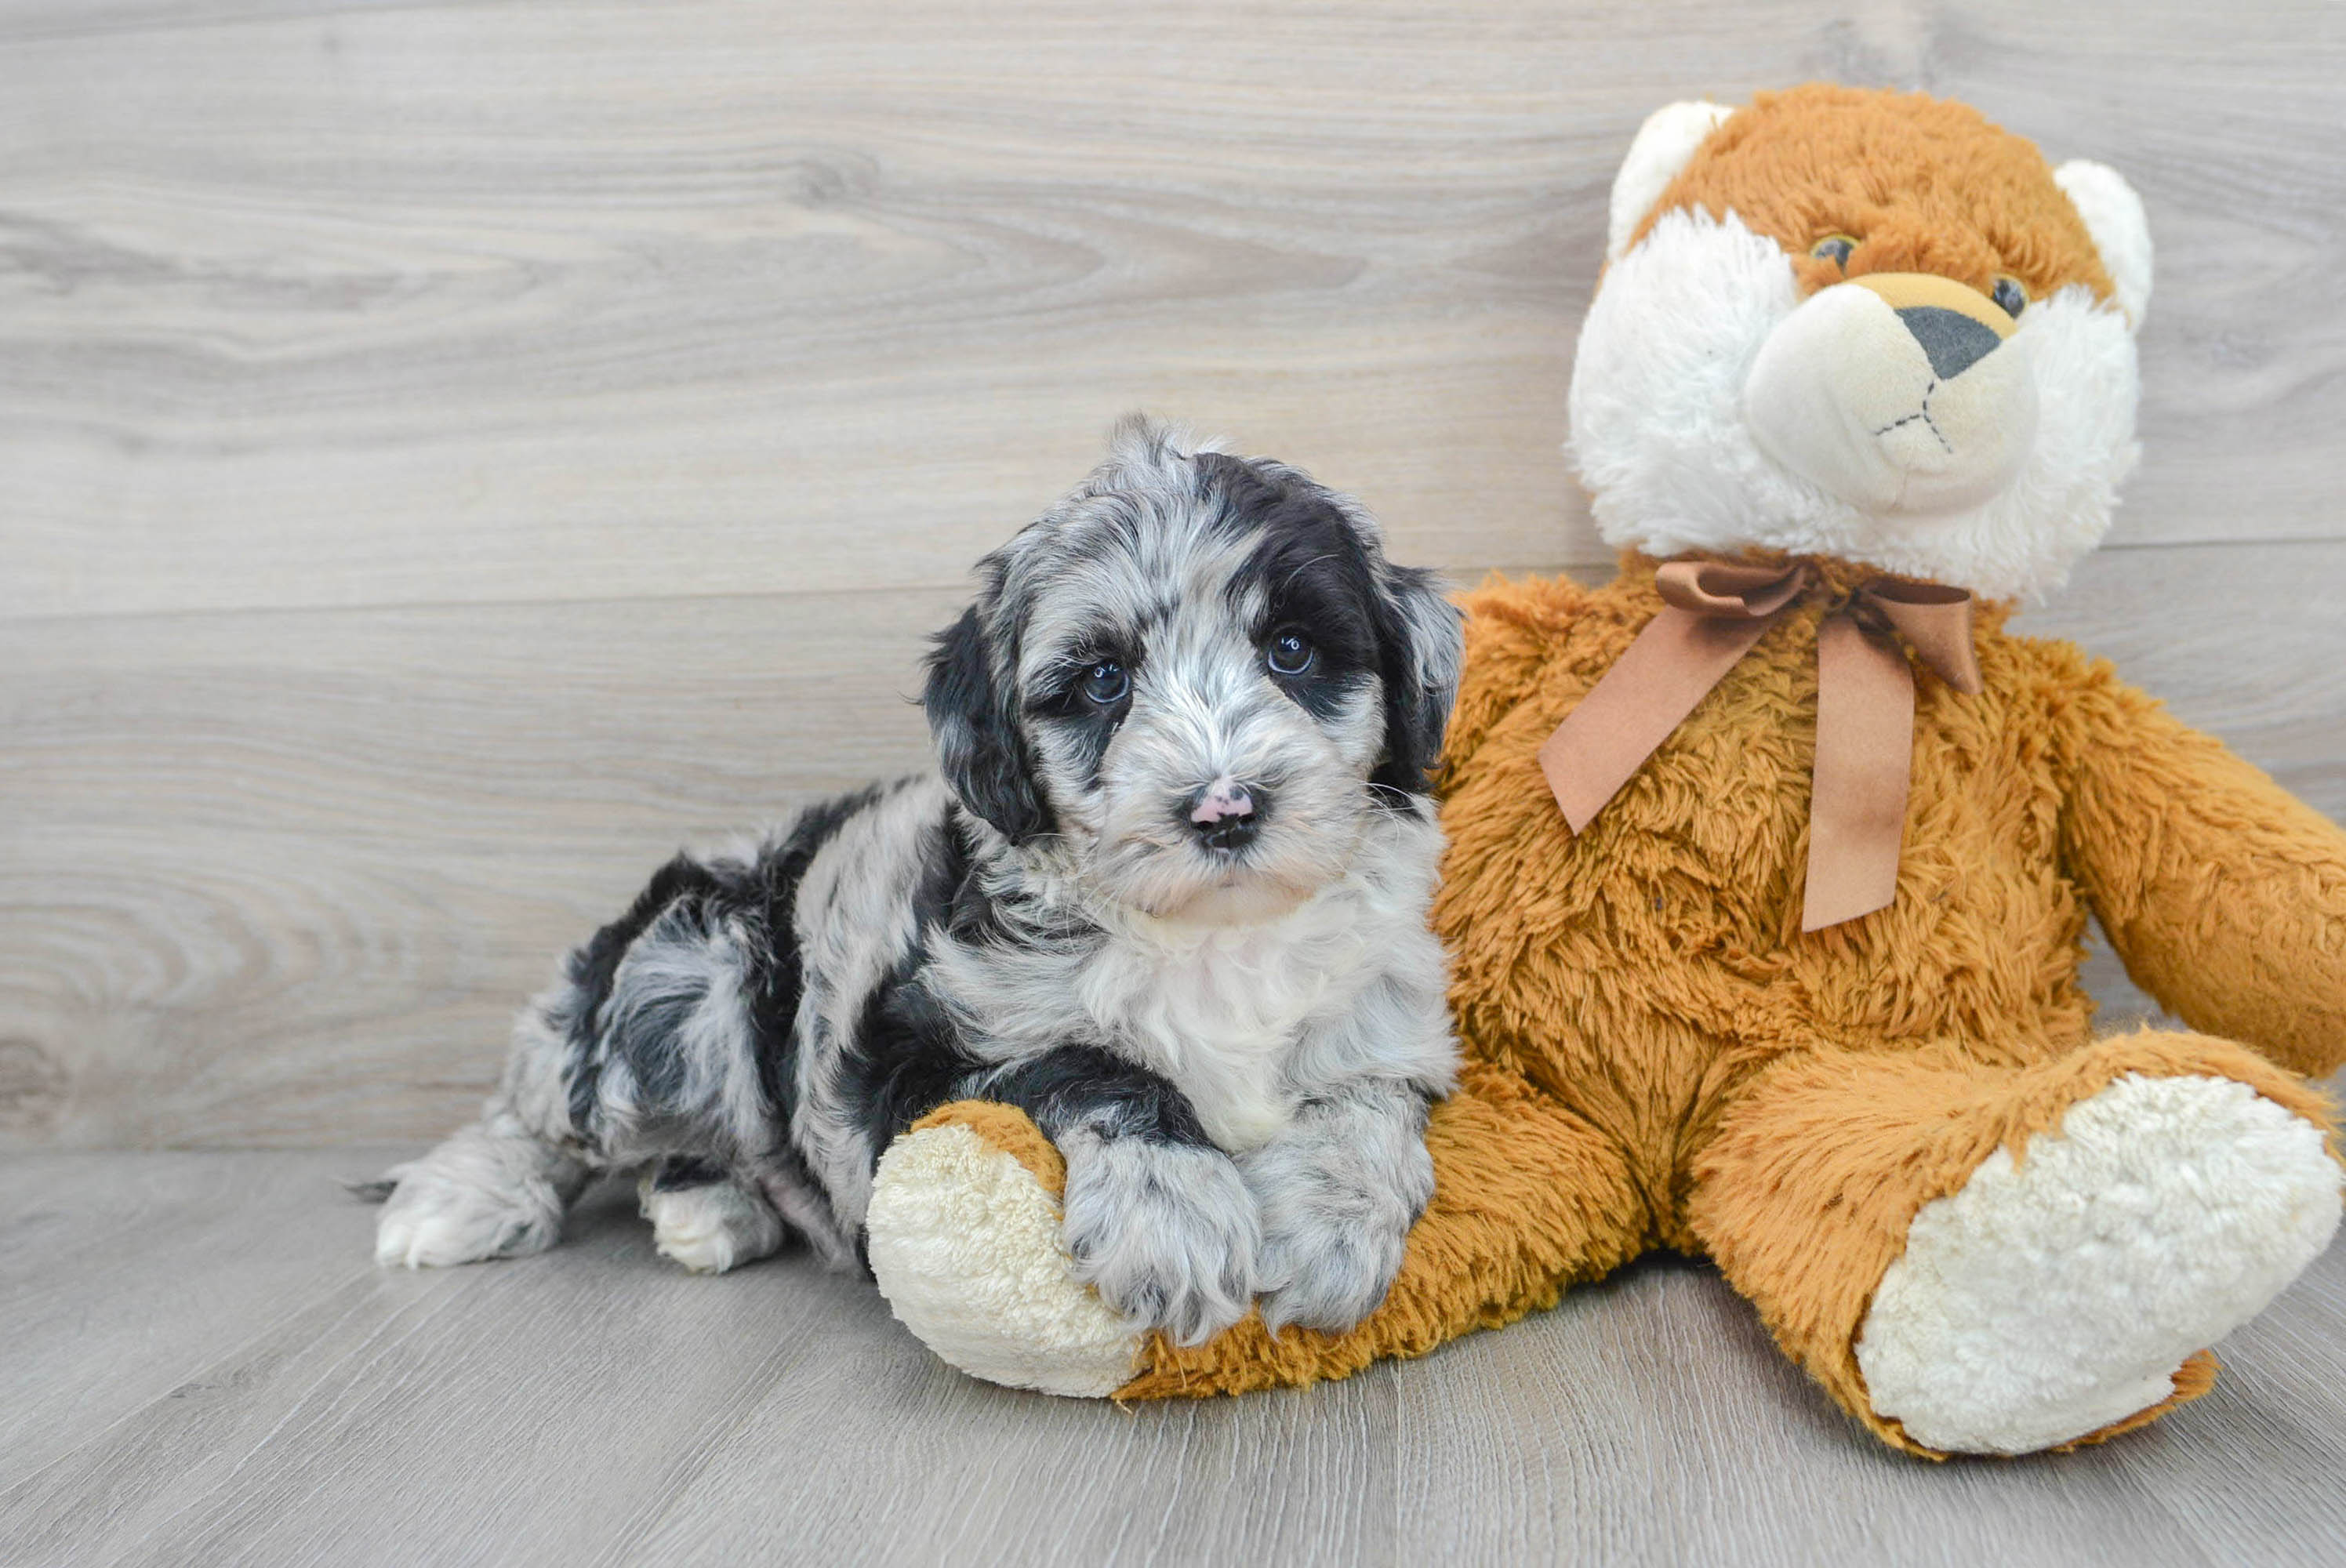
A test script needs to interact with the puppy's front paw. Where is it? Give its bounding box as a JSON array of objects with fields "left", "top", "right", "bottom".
[
  {"left": 1253, "top": 1219, "right": 1407, "bottom": 1335},
  {"left": 1245, "top": 1130, "right": 1429, "bottom": 1334},
  {"left": 1060, "top": 1137, "right": 1260, "bottom": 1345}
]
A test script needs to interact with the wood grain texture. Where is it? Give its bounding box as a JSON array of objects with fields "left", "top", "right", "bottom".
[
  {"left": 1, "top": 0, "right": 2343, "bottom": 626},
  {"left": 6, "top": 544, "right": 2338, "bottom": 1149},
  {"left": 4, "top": 542, "right": 2327, "bottom": 1150},
  {"left": 5, "top": 5, "right": 2342, "bottom": 1562},
  {"left": 1395, "top": 1245, "right": 2346, "bottom": 1566},
  {"left": 0, "top": 5, "right": 2341, "bottom": 1152},
  {"left": 2, "top": 1149, "right": 2341, "bottom": 1566}
]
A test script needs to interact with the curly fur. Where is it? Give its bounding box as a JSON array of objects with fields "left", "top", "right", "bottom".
[{"left": 365, "top": 418, "right": 1462, "bottom": 1348}]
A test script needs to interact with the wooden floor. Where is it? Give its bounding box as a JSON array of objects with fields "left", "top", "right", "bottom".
[
  {"left": 2, "top": 1148, "right": 2342, "bottom": 1568},
  {"left": 6, "top": 1, "right": 2346, "bottom": 1563}
]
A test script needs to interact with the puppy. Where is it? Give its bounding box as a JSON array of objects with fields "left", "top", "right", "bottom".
[{"left": 368, "top": 417, "right": 1463, "bottom": 1344}]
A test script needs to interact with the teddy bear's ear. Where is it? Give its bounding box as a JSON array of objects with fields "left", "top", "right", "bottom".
[
  {"left": 1607, "top": 100, "right": 1735, "bottom": 263},
  {"left": 2054, "top": 160, "right": 2153, "bottom": 330}
]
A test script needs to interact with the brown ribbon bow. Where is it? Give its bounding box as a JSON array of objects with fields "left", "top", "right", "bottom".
[{"left": 1536, "top": 559, "right": 1982, "bottom": 932}]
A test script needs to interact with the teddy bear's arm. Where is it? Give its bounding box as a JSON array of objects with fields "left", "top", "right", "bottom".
[{"left": 2054, "top": 652, "right": 2346, "bottom": 1080}]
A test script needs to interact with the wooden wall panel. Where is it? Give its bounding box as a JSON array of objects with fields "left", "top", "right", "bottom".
[
  {"left": 1, "top": 0, "right": 2341, "bottom": 1146},
  {"left": 3, "top": 546, "right": 2336, "bottom": 1149},
  {"left": 2, "top": 1, "right": 2341, "bottom": 622}
]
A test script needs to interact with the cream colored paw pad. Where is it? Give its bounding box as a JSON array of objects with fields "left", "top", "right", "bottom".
[
  {"left": 866, "top": 1122, "right": 1142, "bottom": 1396},
  {"left": 1858, "top": 1073, "right": 2343, "bottom": 1454}
]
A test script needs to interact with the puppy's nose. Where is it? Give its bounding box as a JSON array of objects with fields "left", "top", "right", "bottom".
[{"left": 1185, "top": 776, "right": 1262, "bottom": 851}]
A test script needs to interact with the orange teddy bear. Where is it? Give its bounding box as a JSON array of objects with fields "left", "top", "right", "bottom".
[{"left": 863, "top": 85, "right": 2346, "bottom": 1457}]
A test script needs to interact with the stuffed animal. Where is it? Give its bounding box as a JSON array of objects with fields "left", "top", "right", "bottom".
[{"left": 860, "top": 83, "right": 2346, "bottom": 1457}]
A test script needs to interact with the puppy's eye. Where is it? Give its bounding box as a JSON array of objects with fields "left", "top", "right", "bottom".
[
  {"left": 1810, "top": 234, "right": 1857, "bottom": 270},
  {"left": 1079, "top": 661, "right": 1128, "bottom": 705},
  {"left": 1992, "top": 276, "right": 2028, "bottom": 318},
  {"left": 1266, "top": 632, "right": 1316, "bottom": 677}
]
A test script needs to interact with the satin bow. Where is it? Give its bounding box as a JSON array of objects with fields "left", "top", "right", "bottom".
[{"left": 1536, "top": 559, "right": 1982, "bottom": 932}]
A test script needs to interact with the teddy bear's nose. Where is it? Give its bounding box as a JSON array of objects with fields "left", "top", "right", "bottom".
[
  {"left": 1845, "top": 271, "right": 2016, "bottom": 383},
  {"left": 1896, "top": 305, "right": 2005, "bottom": 381}
]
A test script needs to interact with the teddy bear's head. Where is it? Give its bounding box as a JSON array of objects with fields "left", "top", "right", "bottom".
[{"left": 1568, "top": 84, "right": 2152, "bottom": 602}]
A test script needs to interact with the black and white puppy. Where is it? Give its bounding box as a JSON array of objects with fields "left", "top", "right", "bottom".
[{"left": 369, "top": 418, "right": 1463, "bottom": 1344}]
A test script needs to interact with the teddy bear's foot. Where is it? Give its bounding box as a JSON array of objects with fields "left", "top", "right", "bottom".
[
  {"left": 1855, "top": 1072, "right": 2342, "bottom": 1454},
  {"left": 865, "top": 1103, "right": 1145, "bottom": 1396}
]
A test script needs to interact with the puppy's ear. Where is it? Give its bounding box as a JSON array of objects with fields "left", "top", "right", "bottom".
[
  {"left": 923, "top": 601, "right": 1052, "bottom": 844},
  {"left": 1371, "top": 565, "right": 1463, "bottom": 797}
]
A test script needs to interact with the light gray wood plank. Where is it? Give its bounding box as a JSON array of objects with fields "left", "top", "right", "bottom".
[
  {"left": 1397, "top": 1240, "right": 2346, "bottom": 1567},
  {"left": 0, "top": 1157, "right": 1389, "bottom": 1568},
  {"left": 0, "top": 2, "right": 488, "bottom": 44},
  {"left": 0, "top": 1147, "right": 395, "bottom": 1481},
  {"left": 2010, "top": 541, "right": 2346, "bottom": 815},
  {"left": 0, "top": 1174, "right": 862, "bottom": 1566},
  {"left": 7, "top": 1150, "right": 2340, "bottom": 1567},
  {"left": 610, "top": 1316, "right": 1392, "bottom": 1568},
  {"left": 2097, "top": 1257, "right": 2346, "bottom": 1568},
  {"left": 2, "top": 1, "right": 2341, "bottom": 625},
  {"left": 0, "top": 587, "right": 947, "bottom": 1151}
]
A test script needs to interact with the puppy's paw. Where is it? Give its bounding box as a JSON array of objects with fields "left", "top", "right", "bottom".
[
  {"left": 1242, "top": 1115, "right": 1429, "bottom": 1334},
  {"left": 374, "top": 1163, "right": 563, "bottom": 1268},
  {"left": 369, "top": 1120, "right": 583, "bottom": 1269},
  {"left": 1253, "top": 1207, "right": 1410, "bottom": 1335},
  {"left": 638, "top": 1173, "right": 787, "bottom": 1275},
  {"left": 1061, "top": 1136, "right": 1260, "bottom": 1346}
]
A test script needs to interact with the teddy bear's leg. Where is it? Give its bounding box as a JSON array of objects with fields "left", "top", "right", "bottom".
[
  {"left": 866, "top": 1065, "right": 1650, "bottom": 1398},
  {"left": 1688, "top": 1028, "right": 2342, "bottom": 1457}
]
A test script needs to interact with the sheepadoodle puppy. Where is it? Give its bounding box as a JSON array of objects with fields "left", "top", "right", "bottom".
[{"left": 367, "top": 418, "right": 1464, "bottom": 1344}]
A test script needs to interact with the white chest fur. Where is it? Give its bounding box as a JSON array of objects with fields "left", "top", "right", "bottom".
[
  {"left": 932, "top": 809, "right": 1450, "bottom": 1155},
  {"left": 1076, "top": 913, "right": 1361, "bottom": 1150}
]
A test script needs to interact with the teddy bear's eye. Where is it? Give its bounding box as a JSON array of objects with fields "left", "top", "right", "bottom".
[
  {"left": 1810, "top": 234, "right": 1857, "bottom": 270},
  {"left": 1992, "top": 276, "right": 2028, "bottom": 318}
]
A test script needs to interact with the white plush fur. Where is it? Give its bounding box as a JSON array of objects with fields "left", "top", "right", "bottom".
[
  {"left": 1607, "top": 100, "right": 1733, "bottom": 263},
  {"left": 1742, "top": 281, "right": 2036, "bottom": 517},
  {"left": 638, "top": 1173, "right": 788, "bottom": 1275},
  {"left": 1571, "top": 202, "right": 2145, "bottom": 604},
  {"left": 866, "top": 1122, "right": 1143, "bottom": 1396},
  {"left": 1856, "top": 1074, "right": 2344, "bottom": 1455},
  {"left": 2055, "top": 159, "right": 2154, "bottom": 328}
]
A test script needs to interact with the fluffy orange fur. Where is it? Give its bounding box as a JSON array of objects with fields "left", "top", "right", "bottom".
[
  {"left": 1633, "top": 83, "right": 2116, "bottom": 309},
  {"left": 1106, "top": 564, "right": 2346, "bottom": 1453}
]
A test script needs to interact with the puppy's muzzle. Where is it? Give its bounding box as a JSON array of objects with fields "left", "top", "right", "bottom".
[
  {"left": 1183, "top": 775, "right": 1264, "bottom": 853},
  {"left": 1744, "top": 270, "right": 2036, "bottom": 518}
]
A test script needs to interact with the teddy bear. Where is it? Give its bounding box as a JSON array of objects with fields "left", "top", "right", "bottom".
[{"left": 857, "top": 83, "right": 2346, "bottom": 1457}]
